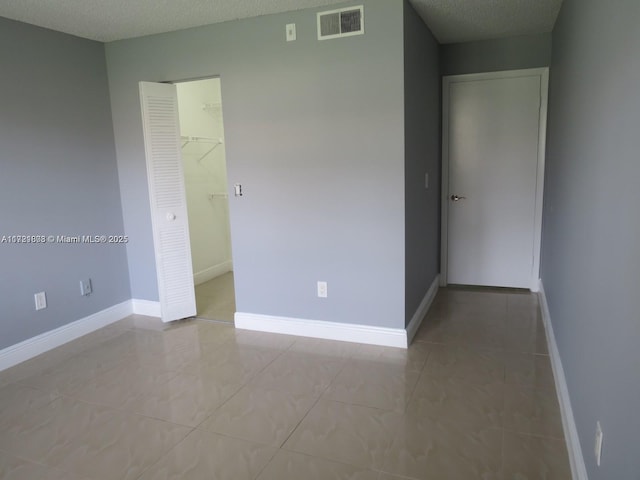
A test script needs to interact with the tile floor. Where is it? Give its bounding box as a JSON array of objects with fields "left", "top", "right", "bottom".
[
  {"left": 195, "top": 272, "right": 235, "bottom": 323},
  {"left": 0, "top": 287, "right": 571, "bottom": 479}
]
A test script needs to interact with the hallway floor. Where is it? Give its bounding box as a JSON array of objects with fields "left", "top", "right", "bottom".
[
  {"left": 0, "top": 287, "right": 570, "bottom": 479},
  {"left": 195, "top": 271, "right": 235, "bottom": 323}
]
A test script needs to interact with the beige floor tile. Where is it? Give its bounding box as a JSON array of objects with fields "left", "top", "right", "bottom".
[
  {"left": 187, "top": 322, "right": 241, "bottom": 347},
  {"left": 15, "top": 351, "right": 125, "bottom": 395},
  {"left": 88, "top": 330, "right": 162, "bottom": 358},
  {"left": 137, "top": 429, "right": 276, "bottom": 480},
  {"left": 423, "top": 344, "right": 505, "bottom": 384},
  {"left": 45, "top": 406, "right": 191, "bottom": 480},
  {"left": 434, "top": 288, "right": 508, "bottom": 307},
  {"left": 114, "top": 314, "right": 170, "bottom": 331},
  {"left": 288, "top": 337, "right": 361, "bottom": 358},
  {"left": 503, "top": 385, "right": 564, "bottom": 438},
  {"left": 0, "top": 397, "right": 120, "bottom": 463},
  {"left": 505, "top": 322, "right": 548, "bottom": 354},
  {"left": 0, "top": 450, "right": 89, "bottom": 480},
  {"left": 507, "top": 293, "right": 540, "bottom": 311},
  {"left": 0, "top": 383, "right": 58, "bottom": 428},
  {"left": 502, "top": 431, "right": 570, "bottom": 479},
  {"left": 0, "top": 358, "right": 44, "bottom": 386},
  {"left": 128, "top": 371, "right": 243, "bottom": 427},
  {"left": 377, "top": 473, "right": 417, "bottom": 480},
  {"left": 228, "top": 329, "right": 297, "bottom": 350},
  {"left": 183, "top": 355, "right": 270, "bottom": 385},
  {"left": 425, "top": 296, "right": 507, "bottom": 316},
  {"left": 0, "top": 285, "right": 563, "bottom": 480},
  {"left": 351, "top": 342, "right": 430, "bottom": 372},
  {"left": 257, "top": 450, "right": 379, "bottom": 480},
  {"left": 382, "top": 415, "right": 503, "bottom": 479},
  {"left": 201, "top": 385, "right": 316, "bottom": 446},
  {"left": 415, "top": 316, "right": 506, "bottom": 349},
  {"left": 323, "top": 359, "right": 420, "bottom": 411},
  {"left": 202, "top": 341, "right": 285, "bottom": 374},
  {"left": 505, "top": 353, "right": 555, "bottom": 389},
  {"left": 124, "top": 322, "right": 220, "bottom": 354},
  {"left": 507, "top": 307, "right": 543, "bottom": 327},
  {"left": 252, "top": 351, "right": 345, "bottom": 397},
  {"left": 123, "top": 342, "right": 208, "bottom": 371},
  {"left": 64, "top": 361, "right": 180, "bottom": 410},
  {"left": 283, "top": 399, "right": 401, "bottom": 470},
  {"left": 408, "top": 375, "right": 504, "bottom": 428}
]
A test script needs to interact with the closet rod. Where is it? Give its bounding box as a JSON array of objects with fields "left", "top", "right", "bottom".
[{"left": 181, "top": 135, "right": 222, "bottom": 144}]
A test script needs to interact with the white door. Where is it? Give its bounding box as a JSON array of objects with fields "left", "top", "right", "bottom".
[
  {"left": 444, "top": 71, "right": 546, "bottom": 289},
  {"left": 139, "top": 81, "right": 196, "bottom": 322}
]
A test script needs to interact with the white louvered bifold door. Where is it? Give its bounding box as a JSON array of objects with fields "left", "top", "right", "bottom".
[{"left": 139, "top": 81, "right": 196, "bottom": 322}]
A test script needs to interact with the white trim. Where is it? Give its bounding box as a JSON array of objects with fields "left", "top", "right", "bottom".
[
  {"left": 530, "top": 69, "right": 549, "bottom": 292},
  {"left": 405, "top": 275, "right": 439, "bottom": 344},
  {"left": 538, "top": 280, "right": 588, "bottom": 480},
  {"left": 235, "top": 312, "right": 408, "bottom": 349},
  {"left": 441, "top": 68, "right": 549, "bottom": 291},
  {"left": 440, "top": 77, "right": 451, "bottom": 287},
  {"left": 131, "top": 299, "right": 162, "bottom": 317},
  {"left": 0, "top": 301, "right": 132, "bottom": 371},
  {"left": 193, "top": 261, "right": 233, "bottom": 286}
]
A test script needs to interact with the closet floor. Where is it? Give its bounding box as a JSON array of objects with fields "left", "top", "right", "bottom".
[{"left": 195, "top": 272, "right": 236, "bottom": 323}]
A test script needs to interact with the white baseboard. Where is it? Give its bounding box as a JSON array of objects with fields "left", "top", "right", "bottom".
[
  {"left": 131, "top": 299, "right": 161, "bottom": 317},
  {"left": 538, "top": 280, "right": 588, "bottom": 480},
  {"left": 406, "top": 274, "right": 440, "bottom": 345},
  {"left": 235, "top": 312, "right": 408, "bottom": 349},
  {"left": 0, "top": 301, "right": 132, "bottom": 372},
  {"left": 194, "top": 261, "right": 233, "bottom": 286}
]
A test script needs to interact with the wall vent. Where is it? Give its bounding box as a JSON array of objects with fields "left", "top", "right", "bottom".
[{"left": 317, "top": 6, "right": 364, "bottom": 40}]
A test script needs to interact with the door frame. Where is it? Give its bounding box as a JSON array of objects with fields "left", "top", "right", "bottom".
[{"left": 440, "top": 67, "right": 549, "bottom": 292}]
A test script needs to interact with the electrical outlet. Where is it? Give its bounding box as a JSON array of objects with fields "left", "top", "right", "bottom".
[
  {"left": 317, "top": 281, "right": 327, "bottom": 298},
  {"left": 34, "top": 292, "right": 47, "bottom": 310},
  {"left": 595, "top": 421, "right": 603, "bottom": 466},
  {"left": 80, "top": 278, "right": 92, "bottom": 296}
]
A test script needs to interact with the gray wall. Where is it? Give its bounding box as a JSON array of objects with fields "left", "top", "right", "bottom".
[
  {"left": 0, "top": 18, "right": 130, "bottom": 349},
  {"left": 441, "top": 33, "right": 551, "bottom": 76},
  {"left": 403, "top": 1, "right": 440, "bottom": 326},
  {"left": 542, "top": 0, "right": 640, "bottom": 477},
  {"left": 105, "top": 0, "right": 407, "bottom": 328}
]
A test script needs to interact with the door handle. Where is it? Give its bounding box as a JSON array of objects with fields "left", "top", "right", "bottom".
[
  {"left": 166, "top": 212, "right": 177, "bottom": 221},
  {"left": 451, "top": 195, "right": 467, "bottom": 202}
]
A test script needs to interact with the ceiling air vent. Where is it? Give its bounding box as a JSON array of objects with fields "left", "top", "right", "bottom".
[{"left": 317, "top": 5, "right": 364, "bottom": 40}]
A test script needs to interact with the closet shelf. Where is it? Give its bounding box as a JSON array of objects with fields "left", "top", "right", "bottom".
[
  {"left": 181, "top": 136, "right": 224, "bottom": 162},
  {"left": 208, "top": 193, "right": 228, "bottom": 200}
]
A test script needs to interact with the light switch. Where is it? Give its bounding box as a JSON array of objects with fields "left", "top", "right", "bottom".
[{"left": 286, "top": 23, "right": 296, "bottom": 42}]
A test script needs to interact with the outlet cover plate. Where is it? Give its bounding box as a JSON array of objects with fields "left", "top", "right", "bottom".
[
  {"left": 80, "top": 279, "right": 92, "bottom": 296},
  {"left": 317, "top": 281, "right": 327, "bottom": 298},
  {"left": 34, "top": 292, "right": 47, "bottom": 310}
]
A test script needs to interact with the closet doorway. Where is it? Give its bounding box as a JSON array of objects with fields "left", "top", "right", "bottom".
[{"left": 175, "top": 78, "right": 236, "bottom": 322}]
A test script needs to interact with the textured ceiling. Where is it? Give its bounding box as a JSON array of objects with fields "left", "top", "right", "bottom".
[
  {"left": 412, "top": 0, "right": 563, "bottom": 44},
  {"left": 0, "top": 0, "right": 563, "bottom": 43}
]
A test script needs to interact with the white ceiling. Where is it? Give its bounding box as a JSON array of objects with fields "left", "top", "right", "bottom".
[
  {"left": 411, "top": 0, "right": 562, "bottom": 44},
  {"left": 0, "top": 0, "right": 562, "bottom": 44}
]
